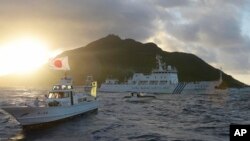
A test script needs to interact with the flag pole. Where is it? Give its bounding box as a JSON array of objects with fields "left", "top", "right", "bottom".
[{"left": 64, "top": 71, "right": 67, "bottom": 78}]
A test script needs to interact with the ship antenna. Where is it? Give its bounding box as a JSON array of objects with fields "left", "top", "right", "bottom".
[{"left": 156, "top": 55, "right": 163, "bottom": 71}]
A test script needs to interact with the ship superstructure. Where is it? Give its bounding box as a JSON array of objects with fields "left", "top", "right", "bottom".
[{"left": 100, "top": 55, "right": 222, "bottom": 94}]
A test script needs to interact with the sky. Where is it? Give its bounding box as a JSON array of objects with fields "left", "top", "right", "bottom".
[{"left": 0, "top": 0, "right": 250, "bottom": 84}]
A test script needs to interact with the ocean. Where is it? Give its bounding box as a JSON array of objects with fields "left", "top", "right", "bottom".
[{"left": 0, "top": 87, "right": 249, "bottom": 141}]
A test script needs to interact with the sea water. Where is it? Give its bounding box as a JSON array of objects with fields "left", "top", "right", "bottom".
[{"left": 0, "top": 87, "right": 249, "bottom": 141}]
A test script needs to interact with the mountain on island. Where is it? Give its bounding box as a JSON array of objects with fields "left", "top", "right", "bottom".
[
  {"left": 0, "top": 34, "right": 245, "bottom": 88},
  {"left": 58, "top": 34, "right": 244, "bottom": 88}
]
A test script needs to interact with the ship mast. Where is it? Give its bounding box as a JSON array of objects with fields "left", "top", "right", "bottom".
[{"left": 156, "top": 55, "right": 164, "bottom": 71}]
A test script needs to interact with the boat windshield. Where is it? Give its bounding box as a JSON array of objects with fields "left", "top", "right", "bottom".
[
  {"left": 53, "top": 85, "right": 73, "bottom": 90},
  {"left": 48, "top": 92, "right": 70, "bottom": 99}
]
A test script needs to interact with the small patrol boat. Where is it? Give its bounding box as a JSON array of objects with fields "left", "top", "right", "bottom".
[{"left": 1, "top": 76, "right": 98, "bottom": 126}]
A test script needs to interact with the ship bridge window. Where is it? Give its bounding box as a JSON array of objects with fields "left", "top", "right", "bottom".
[
  {"left": 62, "top": 85, "right": 66, "bottom": 89},
  {"left": 138, "top": 81, "right": 148, "bottom": 85},
  {"left": 149, "top": 81, "right": 158, "bottom": 85},
  {"left": 159, "top": 81, "right": 168, "bottom": 85},
  {"left": 53, "top": 85, "right": 60, "bottom": 90},
  {"left": 53, "top": 85, "right": 73, "bottom": 90},
  {"left": 49, "top": 92, "right": 70, "bottom": 99},
  {"left": 62, "top": 85, "right": 73, "bottom": 90}
]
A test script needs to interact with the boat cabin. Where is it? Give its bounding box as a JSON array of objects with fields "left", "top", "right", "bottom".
[
  {"left": 46, "top": 85, "right": 88, "bottom": 107},
  {"left": 44, "top": 76, "right": 96, "bottom": 107}
]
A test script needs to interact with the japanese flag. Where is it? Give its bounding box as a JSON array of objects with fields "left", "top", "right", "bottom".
[{"left": 49, "top": 56, "right": 70, "bottom": 70}]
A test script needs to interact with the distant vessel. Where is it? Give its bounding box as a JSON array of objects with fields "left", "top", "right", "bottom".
[
  {"left": 1, "top": 76, "right": 98, "bottom": 126},
  {"left": 100, "top": 55, "right": 222, "bottom": 94},
  {"left": 229, "top": 87, "right": 250, "bottom": 94}
]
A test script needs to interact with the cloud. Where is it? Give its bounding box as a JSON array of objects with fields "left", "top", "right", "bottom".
[
  {"left": 0, "top": 0, "right": 250, "bottom": 83},
  {"left": 163, "top": 1, "right": 244, "bottom": 46},
  {"left": 148, "top": 0, "right": 250, "bottom": 81},
  {"left": 0, "top": 0, "right": 158, "bottom": 48},
  {"left": 153, "top": 0, "right": 191, "bottom": 8}
]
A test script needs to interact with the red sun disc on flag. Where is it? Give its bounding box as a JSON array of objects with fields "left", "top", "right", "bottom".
[{"left": 54, "top": 60, "right": 62, "bottom": 68}]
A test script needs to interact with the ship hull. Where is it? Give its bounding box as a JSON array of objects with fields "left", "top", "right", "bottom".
[
  {"left": 99, "top": 84, "right": 131, "bottom": 93},
  {"left": 100, "top": 81, "right": 221, "bottom": 94},
  {"left": 2, "top": 101, "right": 98, "bottom": 126}
]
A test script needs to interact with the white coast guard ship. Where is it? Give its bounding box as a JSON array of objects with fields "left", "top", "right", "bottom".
[{"left": 100, "top": 55, "right": 222, "bottom": 94}]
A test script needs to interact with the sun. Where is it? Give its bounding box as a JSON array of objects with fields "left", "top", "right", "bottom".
[{"left": 0, "top": 37, "right": 52, "bottom": 75}]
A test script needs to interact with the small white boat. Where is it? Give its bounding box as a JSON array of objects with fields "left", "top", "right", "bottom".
[
  {"left": 123, "top": 92, "right": 156, "bottom": 102},
  {"left": 1, "top": 76, "right": 98, "bottom": 126}
]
